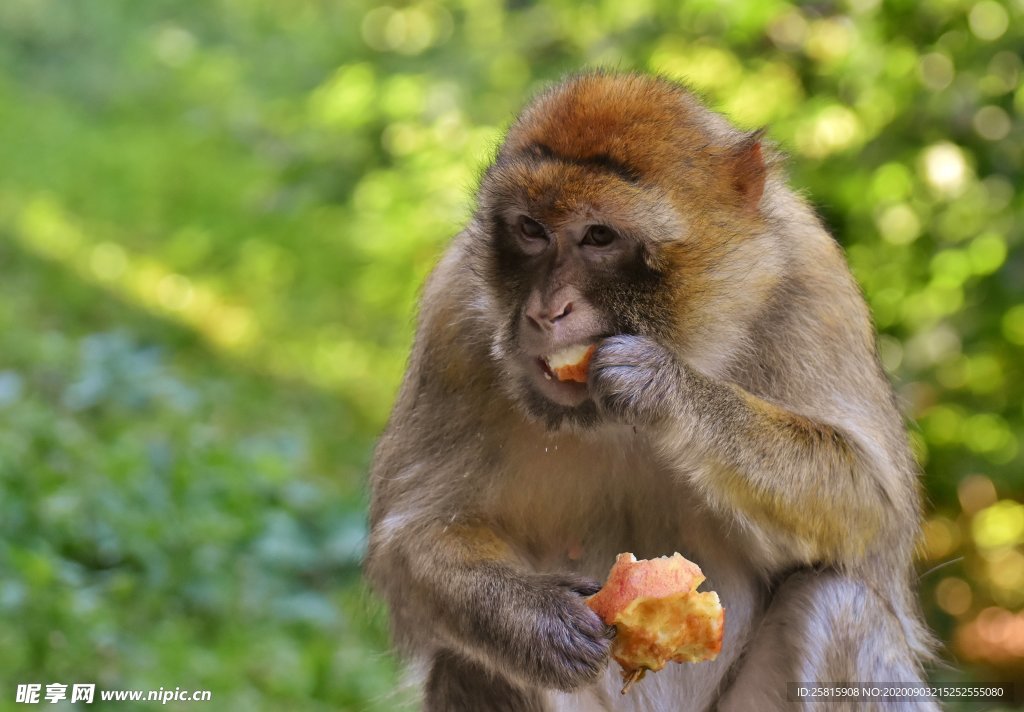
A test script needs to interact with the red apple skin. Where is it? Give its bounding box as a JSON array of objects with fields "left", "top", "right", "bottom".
[{"left": 587, "top": 552, "right": 704, "bottom": 621}]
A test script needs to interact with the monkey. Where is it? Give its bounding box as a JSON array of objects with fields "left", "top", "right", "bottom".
[{"left": 365, "top": 71, "right": 936, "bottom": 711}]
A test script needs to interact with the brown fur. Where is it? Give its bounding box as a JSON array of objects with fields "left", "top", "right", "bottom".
[{"left": 366, "top": 72, "right": 934, "bottom": 711}]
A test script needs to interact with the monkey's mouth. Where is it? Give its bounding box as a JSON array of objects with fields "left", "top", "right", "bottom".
[
  {"left": 540, "top": 344, "right": 596, "bottom": 383},
  {"left": 528, "top": 343, "right": 595, "bottom": 407},
  {"left": 537, "top": 358, "right": 557, "bottom": 380}
]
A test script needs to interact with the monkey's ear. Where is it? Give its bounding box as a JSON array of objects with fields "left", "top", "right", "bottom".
[{"left": 728, "top": 130, "right": 767, "bottom": 212}]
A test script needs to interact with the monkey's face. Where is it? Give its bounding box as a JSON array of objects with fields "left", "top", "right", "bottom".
[
  {"left": 476, "top": 159, "right": 678, "bottom": 427},
  {"left": 471, "top": 74, "right": 780, "bottom": 428}
]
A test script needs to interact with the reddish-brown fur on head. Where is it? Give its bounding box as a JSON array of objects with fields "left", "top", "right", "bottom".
[{"left": 501, "top": 72, "right": 767, "bottom": 217}]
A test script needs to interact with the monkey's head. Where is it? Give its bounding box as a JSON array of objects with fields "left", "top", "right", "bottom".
[{"left": 470, "top": 72, "right": 784, "bottom": 428}]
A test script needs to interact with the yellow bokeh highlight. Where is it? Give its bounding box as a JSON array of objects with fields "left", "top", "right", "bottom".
[
  {"left": 920, "top": 515, "right": 961, "bottom": 559},
  {"left": 972, "top": 500, "right": 1024, "bottom": 550},
  {"left": 651, "top": 44, "right": 742, "bottom": 93},
  {"left": 795, "top": 105, "right": 864, "bottom": 158},
  {"left": 804, "top": 18, "right": 854, "bottom": 65},
  {"left": 983, "top": 548, "right": 1024, "bottom": 606}
]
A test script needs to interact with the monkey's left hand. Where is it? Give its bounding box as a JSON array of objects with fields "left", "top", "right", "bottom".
[{"left": 588, "top": 335, "right": 689, "bottom": 424}]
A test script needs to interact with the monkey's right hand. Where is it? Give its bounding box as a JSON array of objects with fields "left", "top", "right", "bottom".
[{"left": 479, "top": 572, "right": 612, "bottom": 691}]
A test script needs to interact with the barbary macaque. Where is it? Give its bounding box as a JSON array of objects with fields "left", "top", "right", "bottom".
[{"left": 366, "top": 71, "right": 935, "bottom": 711}]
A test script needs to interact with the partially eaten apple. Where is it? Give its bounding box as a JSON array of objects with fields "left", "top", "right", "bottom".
[
  {"left": 586, "top": 552, "right": 724, "bottom": 693},
  {"left": 544, "top": 344, "right": 596, "bottom": 383}
]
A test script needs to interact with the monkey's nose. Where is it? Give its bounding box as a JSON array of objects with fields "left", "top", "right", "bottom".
[{"left": 527, "top": 301, "right": 573, "bottom": 330}]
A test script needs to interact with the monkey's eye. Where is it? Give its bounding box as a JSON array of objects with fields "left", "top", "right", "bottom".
[
  {"left": 518, "top": 215, "right": 546, "bottom": 239},
  {"left": 582, "top": 224, "right": 618, "bottom": 248},
  {"left": 516, "top": 216, "right": 549, "bottom": 254}
]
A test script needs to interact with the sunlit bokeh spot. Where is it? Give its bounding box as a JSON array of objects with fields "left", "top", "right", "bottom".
[
  {"left": 968, "top": 1, "right": 1009, "bottom": 41},
  {"left": 918, "top": 52, "right": 955, "bottom": 91},
  {"left": 968, "top": 233, "right": 1008, "bottom": 275},
  {"left": 724, "top": 63, "right": 803, "bottom": 127},
  {"left": 962, "top": 414, "right": 1016, "bottom": 459},
  {"left": 922, "top": 405, "right": 964, "bottom": 446},
  {"left": 920, "top": 515, "right": 962, "bottom": 559},
  {"left": 796, "top": 105, "right": 863, "bottom": 158},
  {"left": 658, "top": 45, "right": 742, "bottom": 93},
  {"left": 875, "top": 203, "right": 921, "bottom": 245},
  {"left": 957, "top": 607, "right": 1024, "bottom": 663},
  {"left": 89, "top": 242, "right": 128, "bottom": 282},
  {"left": 958, "top": 474, "right": 998, "bottom": 515},
  {"left": 767, "top": 8, "right": 807, "bottom": 51},
  {"left": 972, "top": 105, "right": 1011, "bottom": 141},
  {"left": 973, "top": 500, "right": 1024, "bottom": 550},
  {"left": 984, "top": 548, "right": 1024, "bottom": 607},
  {"left": 935, "top": 576, "right": 972, "bottom": 616},
  {"left": 157, "top": 274, "right": 194, "bottom": 312},
  {"left": 921, "top": 142, "right": 969, "bottom": 197},
  {"left": 363, "top": 5, "right": 454, "bottom": 55},
  {"left": 12, "top": 195, "right": 261, "bottom": 356},
  {"left": 803, "top": 18, "right": 853, "bottom": 65}
]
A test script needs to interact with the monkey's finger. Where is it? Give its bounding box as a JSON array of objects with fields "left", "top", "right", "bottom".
[
  {"left": 536, "top": 572, "right": 603, "bottom": 597},
  {"left": 569, "top": 579, "right": 603, "bottom": 597}
]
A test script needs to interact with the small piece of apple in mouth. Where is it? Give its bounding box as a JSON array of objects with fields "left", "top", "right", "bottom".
[{"left": 541, "top": 344, "right": 597, "bottom": 384}]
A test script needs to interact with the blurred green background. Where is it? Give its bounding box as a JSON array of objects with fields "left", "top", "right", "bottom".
[{"left": 0, "top": 0, "right": 1021, "bottom": 709}]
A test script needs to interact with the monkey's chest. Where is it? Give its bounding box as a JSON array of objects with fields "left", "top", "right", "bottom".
[{"left": 484, "top": 430, "right": 756, "bottom": 588}]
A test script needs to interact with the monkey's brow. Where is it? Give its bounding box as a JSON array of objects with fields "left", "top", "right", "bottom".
[{"left": 517, "top": 142, "right": 643, "bottom": 185}]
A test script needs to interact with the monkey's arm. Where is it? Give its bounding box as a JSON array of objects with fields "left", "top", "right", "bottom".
[
  {"left": 590, "top": 335, "right": 910, "bottom": 567},
  {"left": 365, "top": 515, "right": 610, "bottom": 691}
]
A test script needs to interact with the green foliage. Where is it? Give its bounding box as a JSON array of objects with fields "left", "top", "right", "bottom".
[{"left": 0, "top": 0, "right": 1021, "bottom": 707}]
